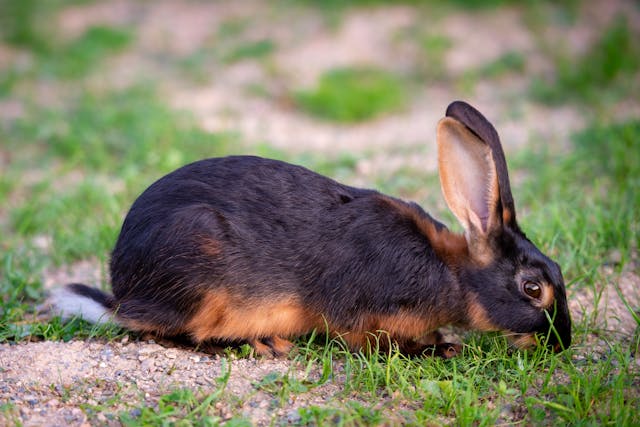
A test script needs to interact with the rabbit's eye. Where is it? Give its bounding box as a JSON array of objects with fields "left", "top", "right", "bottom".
[{"left": 523, "top": 281, "right": 542, "bottom": 299}]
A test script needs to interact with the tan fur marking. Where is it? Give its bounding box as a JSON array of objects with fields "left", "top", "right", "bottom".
[
  {"left": 332, "top": 310, "right": 450, "bottom": 353},
  {"left": 417, "top": 330, "right": 444, "bottom": 346},
  {"left": 249, "top": 336, "right": 294, "bottom": 357},
  {"left": 535, "top": 282, "right": 555, "bottom": 310},
  {"left": 371, "top": 310, "right": 444, "bottom": 340},
  {"left": 334, "top": 331, "right": 369, "bottom": 352},
  {"left": 502, "top": 208, "right": 513, "bottom": 226},
  {"left": 378, "top": 196, "right": 469, "bottom": 266},
  {"left": 466, "top": 295, "right": 500, "bottom": 331},
  {"left": 429, "top": 226, "right": 471, "bottom": 266},
  {"left": 249, "top": 339, "right": 274, "bottom": 357},
  {"left": 467, "top": 238, "right": 495, "bottom": 267},
  {"left": 268, "top": 336, "right": 294, "bottom": 356},
  {"left": 510, "top": 334, "right": 537, "bottom": 349},
  {"left": 186, "top": 291, "right": 323, "bottom": 343}
]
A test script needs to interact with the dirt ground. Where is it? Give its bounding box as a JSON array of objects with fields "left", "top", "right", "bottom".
[
  {"left": 2, "top": 263, "right": 639, "bottom": 426},
  {"left": 1, "top": 340, "right": 346, "bottom": 426},
  {"left": 1, "top": 0, "right": 640, "bottom": 425}
]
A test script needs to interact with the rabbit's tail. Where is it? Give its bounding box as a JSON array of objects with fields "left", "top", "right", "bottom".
[{"left": 48, "top": 283, "right": 117, "bottom": 324}]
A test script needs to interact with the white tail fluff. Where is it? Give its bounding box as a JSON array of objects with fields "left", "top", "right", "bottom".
[{"left": 49, "top": 286, "right": 114, "bottom": 324}]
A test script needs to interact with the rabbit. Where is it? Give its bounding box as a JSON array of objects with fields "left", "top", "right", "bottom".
[{"left": 49, "top": 101, "right": 571, "bottom": 358}]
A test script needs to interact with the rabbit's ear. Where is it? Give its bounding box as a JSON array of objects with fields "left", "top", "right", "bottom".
[
  {"left": 437, "top": 116, "right": 501, "bottom": 237},
  {"left": 444, "top": 101, "right": 517, "bottom": 228}
]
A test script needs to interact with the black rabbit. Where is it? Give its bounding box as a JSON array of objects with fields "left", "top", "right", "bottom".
[{"left": 50, "top": 101, "right": 571, "bottom": 357}]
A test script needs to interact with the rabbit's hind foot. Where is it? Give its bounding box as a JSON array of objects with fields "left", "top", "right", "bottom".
[{"left": 249, "top": 336, "right": 294, "bottom": 358}]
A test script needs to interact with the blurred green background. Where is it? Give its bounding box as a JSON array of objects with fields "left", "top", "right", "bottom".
[{"left": 0, "top": 0, "right": 639, "bottom": 425}]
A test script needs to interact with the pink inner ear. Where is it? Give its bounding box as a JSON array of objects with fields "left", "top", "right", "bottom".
[
  {"left": 458, "top": 147, "right": 494, "bottom": 232},
  {"left": 437, "top": 118, "right": 500, "bottom": 234},
  {"left": 471, "top": 190, "right": 490, "bottom": 231}
]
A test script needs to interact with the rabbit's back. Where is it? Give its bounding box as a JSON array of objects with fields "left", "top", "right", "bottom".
[
  {"left": 49, "top": 101, "right": 572, "bottom": 357},
  {"left": 111, "top": 156, "right": 373, "bottom": 289},
  {"left": 108, "top": 156, "right": 454, "bottom": 338}
]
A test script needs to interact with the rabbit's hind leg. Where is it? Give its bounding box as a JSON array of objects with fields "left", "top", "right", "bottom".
[
  {"left": 249, "top": 336, "right": 294, "bottom": 357},
  {"left": 399, "top": 337, "right": 462, "bottom": 358}
]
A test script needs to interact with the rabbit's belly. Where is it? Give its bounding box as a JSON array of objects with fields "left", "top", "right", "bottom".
[{"left": 185, "top": 290, "right": 324, "bottom": 341}]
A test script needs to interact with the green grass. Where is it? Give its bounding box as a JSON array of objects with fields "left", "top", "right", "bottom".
[
  {"left": 2, "top": 85, "right": 237, "bottom": 263},
  {"left": 0, "top": 67, "right": 20, "bottom": 97},
  {"left": 513, "top": 119, "right": 639, "bottom": 279},
  {"left": 47, "top": 26, "right": 133, "bottom": 78},
  {"left": 464, "top": 51, "right": 526, "bottom": 83},
  {"left": 416, "top": 33, "right": 453, "bottom": 81},
  {"left": 289, "top": 0, "right": 545, "bottom": 11},
  {"left": 4, "top": 331, "right": 633, "bottom": 425},
  {"left": 119, "top": 361, "right": 237, "bottom": 426},
  {"left": 455, "top": 51, "right": 527, "bottom": 94},
  {"left": 111, "top": 329, "right": 633, "bottom": 425},
  {"left": 0, "top": 0, "right": 58, "bottom": 52},
  {"left": 294, "top": 67, "right": 407, "bottom": 122},
  {"left": 3, "top": 23, "right": 133, "bottom": 83},
  {"left": 1, "top": 1, "right": 639, "bottom": 425},
  {"left": 10, "top": 178, "right": 122, "bottom": 262},
  {"left": 0, "top": 85, "right": 240, "bottom": 344},
  {"left": 532, "top": 16, "right": 640, "bottom": 105},
  {"left": 222, "top": 39, "right": 276, "bottom": 64},
  {"left": 2, "top": 89, "right": 638, "bottom": 427},
  {"left": 0, "top": 0, "right": 133, "bottom": 93},
  {"left": 177, "top": 19, "right": 275, "bottom": 82}
]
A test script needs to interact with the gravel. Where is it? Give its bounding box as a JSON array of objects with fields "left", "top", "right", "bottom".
[{"left": 2, "top": 0, "right": 639, "bottom": 425}]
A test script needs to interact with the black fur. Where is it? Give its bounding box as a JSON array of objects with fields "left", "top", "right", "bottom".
[
  {"left": 110, "top": 156, "right": 464, "bottom": 333},
  {"left": 464, "top": 228, "right": 571, "bottom": 348},
  {"left": 446, "top": 101, "right": 570, "bottom": 348},
  {"left": 54, "top": 101, "right": 571, "bottom": 355},
  {"left": 67, "top": 283, "right": 115, "bottom": 310},
  {"left": 446, "top": 100, "right": 517, "bottom": 228}
]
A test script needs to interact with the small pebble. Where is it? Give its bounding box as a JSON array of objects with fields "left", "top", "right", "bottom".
[
  {"left": 140, "top": 359, "right": 155, "bottom": 372},
  {"left": 138, "top": 347, "right": 158, "bottom": 356}
]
